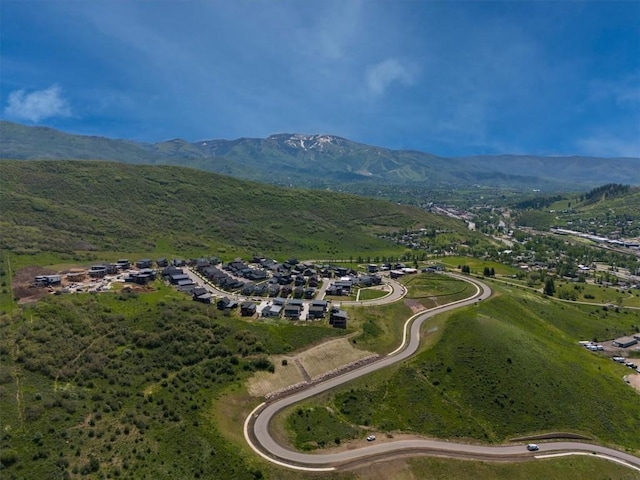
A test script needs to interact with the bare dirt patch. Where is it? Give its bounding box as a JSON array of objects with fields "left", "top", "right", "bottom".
[
  {"left": 12, "top": 266, "right": 57, "bottom": 304},
  {"left": 246, "top": 337, "right": 375, "bottom": 398},
  {"left": 626, "top": 373, "right": 640, "bottom": 393},
  {"left": 404, "top": 298, "right": 425, "bottom": 314}
]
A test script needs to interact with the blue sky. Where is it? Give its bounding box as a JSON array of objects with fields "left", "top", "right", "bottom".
[{"left": 1, "top": 1, "right": 639, "bottom": 157}]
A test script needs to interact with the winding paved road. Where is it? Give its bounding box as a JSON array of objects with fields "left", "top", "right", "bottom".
[{"left": 244, "top": 274, "right": 640, "bottom": 472}]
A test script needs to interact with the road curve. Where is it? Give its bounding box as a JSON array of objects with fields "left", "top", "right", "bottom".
[{"left": 244, "top": 274, "right": 640, "bottom": 472}]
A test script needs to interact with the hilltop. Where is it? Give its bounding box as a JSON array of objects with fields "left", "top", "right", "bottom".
[{"left": 2, "top": 121, "right": 638, "bottom": 193}]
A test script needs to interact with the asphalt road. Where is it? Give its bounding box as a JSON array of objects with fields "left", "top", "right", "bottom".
[{"left": 245, "top": 274, "right": 640, "bottom": 472}]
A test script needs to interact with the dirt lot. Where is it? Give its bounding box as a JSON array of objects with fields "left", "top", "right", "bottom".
[
  {"left": 247, "top": 337, "right": 374, "bottom": 397},
  {"left": 12, "top": 265, "right": 58, "bottom": 304}
]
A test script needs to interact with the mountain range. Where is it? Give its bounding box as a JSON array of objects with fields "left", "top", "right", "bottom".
[{"left": 1, "top": 121, "right": 638, "bottom": 192}]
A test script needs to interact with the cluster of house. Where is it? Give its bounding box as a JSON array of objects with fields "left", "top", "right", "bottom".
[
  {"left": 326, "top": 273, "right": 382, "bottom": 296},
  {"left": 258, "top": 298, "right": 347, "bottom": 327},
  {"left": 197, "top": 257, "right": 335, "bottom": 299}
]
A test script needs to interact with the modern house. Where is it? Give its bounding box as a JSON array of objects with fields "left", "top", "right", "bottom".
[
  {"left": 284, "top": 304, "right": 301, "bottom": 319},
  {"left": 261, "top": 305, "right": 282, "bottom": 318},
  {"left": 217, "top": 297, "right": 238, "bottom": 311},
  {"left": 329, "top": 309, "right": 348, "bottom": 329},
  {"left": 307, "top": 305, "right": 325, "bottom": 319},
  {"left": 135, "top": 259, "right": 153, "bottom": 269},
  {"left": 33, "top": 275, "right": 61, "bottom": 286},
  {"left": 613, "top": 336, "right": 638, "bottom": 348},
  {"left": 240, "top": 302, "right": 257, "bottom": 316},
  {"left": 88, "top": 266, "right": 108, "bottom": 278}
]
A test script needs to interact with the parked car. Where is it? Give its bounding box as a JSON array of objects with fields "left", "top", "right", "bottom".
[
  {"left": 366, "top": 435, "right": 376, "bottom": 442},
  {"left": 526, "top": 444, "right": 540, "bottom": 451}
]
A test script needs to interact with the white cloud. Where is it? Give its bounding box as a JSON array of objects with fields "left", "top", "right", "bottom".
[
  {"left": 4, "top": 85, "right": 72, "bottom": 122},
  {"left": 365, "top": 59, "right": 415, "bottom": 96}
]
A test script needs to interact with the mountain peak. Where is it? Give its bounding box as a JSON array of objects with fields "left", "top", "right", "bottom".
[{"left": 267, "top": 133, "right": 344, "bottom": 151}]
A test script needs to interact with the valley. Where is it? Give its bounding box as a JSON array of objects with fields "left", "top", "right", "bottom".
[{"left": 1, "top": 150, "right": 639, "bottom": 480}]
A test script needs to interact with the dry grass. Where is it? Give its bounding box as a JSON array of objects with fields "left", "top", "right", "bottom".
[
  {"left": 301, "top": 337, "right": 373, "bottom": 378},
  {"left": 246, "top": 337, "right": 374, "bottom": 397}
]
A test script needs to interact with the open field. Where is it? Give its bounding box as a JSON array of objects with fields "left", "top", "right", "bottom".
[
  {"left": 402, "top": 273, "right": 476, "bottom": 309},
  {"left": 356, "top": 287, "right": 388, "bottom": 301},
  {"left": 436, "top": 256, "right": 520, "bottom": 276}
]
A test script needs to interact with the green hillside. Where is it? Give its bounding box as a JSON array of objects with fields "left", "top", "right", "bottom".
[
  {"left": 284, "top": 285, "right": 640, "bottom": 452},
  {"left": 0, "top": 282, "right": 349, "bottom": 479},
  {"left": 515, "top": 184, "right": 640, "bottom": 237},
  {"left": 0, "top": 160, "right": 470, "bottom": 261}
]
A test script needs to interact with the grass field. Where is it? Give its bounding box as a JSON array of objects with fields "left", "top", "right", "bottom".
[
  {"left": 402, "top": 273, "right": 477, "bottom": 309},
  {"left": 356, "top": 287, "right": 388, "bottom": 301},
  {"left": 282, "top": 283, "right": 640, "bottom": 453},
  {"left": 437, "top": 256, "right": 520, "bottom": 276}
]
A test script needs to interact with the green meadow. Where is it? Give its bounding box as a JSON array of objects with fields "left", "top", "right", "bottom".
[{"left": 284, "top": 283, "right": 640, "bottom": 453}]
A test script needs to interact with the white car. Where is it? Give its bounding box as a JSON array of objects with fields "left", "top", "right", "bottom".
[
  {"left": 526, "top": 444, "right": 539, "bottom": 451},
  {"left": 366, "top": 435, "right": 376, "bottom": 442}
]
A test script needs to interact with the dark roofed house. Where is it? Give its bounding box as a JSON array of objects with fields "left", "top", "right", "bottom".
[
  {"left": 311, "top": 300, "right": 328, "bottom": 311},
  {"left": 217, "top": 297, "right": 238, "bottom": 311},
  {"left": 267, "top": 284, "right": 281, "bottom": 297},
  {"left": 126, "top": 268, "right": 156, "bottom": 285},
  {"left": 89, "top": 266, "right": 107, "bottom": 278},
  {"left": 156, "top": 258, "right": 168, "bottom": 267},
  {"left": 284, "top": 304, "right": 301, "bottom": 319},
  {"left": 280, "top": 285, "right": 292, "bottom": 297},
  {"left": 192, "top": 287, "right": 208, "bottom": 297},
  {"left": 170, "top": 273, "right": 190, "bottom": 284},
  {"left": 105, "top": 263, "right": 119, "bottom": 274},
  {"left": 242, "top": 284, "right": 255, "bottom": 296},
  {"left": 116, "top": 259, "right": 131, "bottom": 270},
  {"left": 330, "top": 309, "right": 348, "bottom": 329},
  {"left": 162, "top": 266, "right": 184, "bottom": 277},
  {"left": 262, "top": 305, "right": 282, "bottom": 318},
  {"left": 307, "top": 305, "right": 325, "bottom": 319},
  {"left": 195, "top": 258, "right": 211, "bottom": 271},
  {"left": 247, "top": 269, "right": 268, "bottom": 281},
  {"left": 304, "top": 288, "right": 316, "bottom": 299},
  {"left": 194, "top": 292, "right": 212, "bottom": 304},
  {"left": 136, "top": 259, "right": 153, "bottom": 269},
  {"left": 240, "top": 302, "right": 257, "bottom": 316}
]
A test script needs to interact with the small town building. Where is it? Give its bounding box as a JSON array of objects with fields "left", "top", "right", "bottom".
[{"left": 613, "top": 336, "right": 638, "bottom": 348}]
